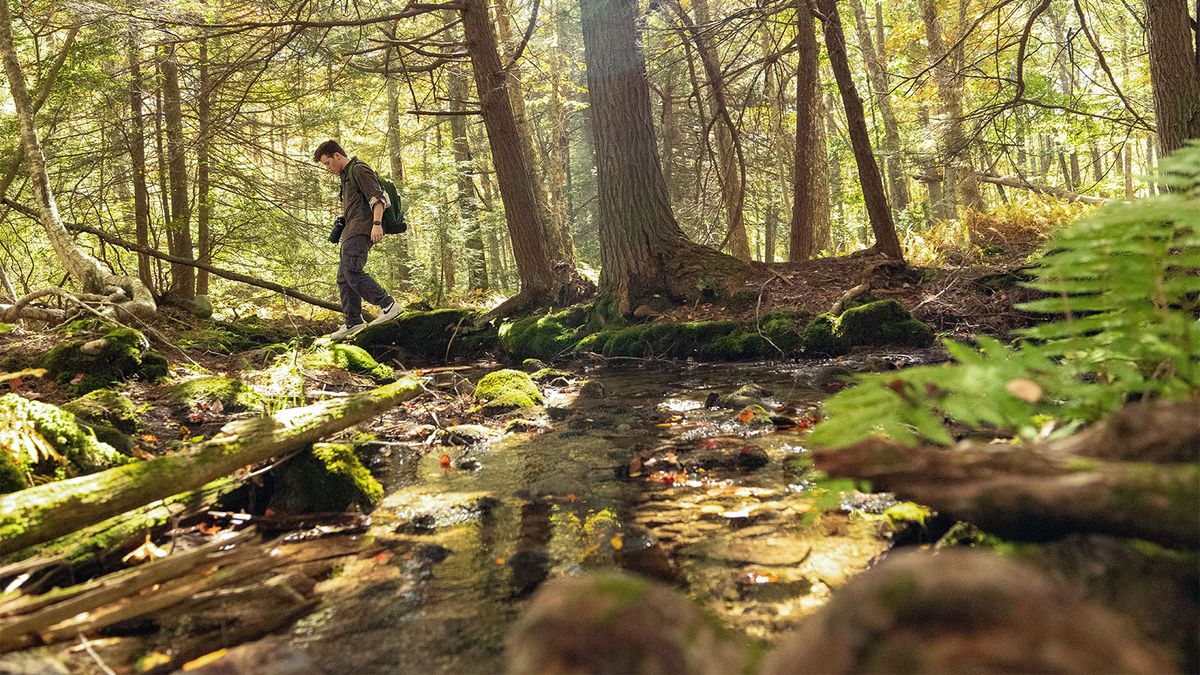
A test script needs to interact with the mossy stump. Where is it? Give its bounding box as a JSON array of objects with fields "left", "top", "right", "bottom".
[
  {"left": 474, "top": 369, "right": 543, "bottom": 411},
  {"left": 40, "top": 323, "right": 168, "bottom": 394},
  {"left": 801, "top": 300, "right": 934, "bottom": 355},
  {"left": 0, "top": 393, "right": 133, "bottom": 481},
  {"left": 331, "top": 344, "right": 395, "bottom": 382},
  {"left": 353, "top": 308, "right": 494, "bottom": 360},
  {"left": 270, "top": 442, "right": 383, "bottom": 514}
]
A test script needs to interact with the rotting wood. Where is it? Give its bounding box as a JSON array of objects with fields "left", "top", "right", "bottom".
[{"left": 0, "top": 377, "right": 422, "bottom": 555}]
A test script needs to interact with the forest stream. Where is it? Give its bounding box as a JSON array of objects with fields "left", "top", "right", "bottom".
[{"left": 219, "top": 353, "right": 932, "bottom": 673}]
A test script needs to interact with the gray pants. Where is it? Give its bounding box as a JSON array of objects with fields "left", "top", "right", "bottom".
[{"left": 338, "top": 234, "right": 392, "bottom": 325}]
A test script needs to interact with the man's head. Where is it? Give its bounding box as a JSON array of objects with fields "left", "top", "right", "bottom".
[{"left": 313, "top": 140, "right": 349, "bottom": 174}]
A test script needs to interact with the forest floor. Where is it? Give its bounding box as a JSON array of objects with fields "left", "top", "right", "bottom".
[{"left": 3, "top": 241, "right": 1191, "bottom": 674}]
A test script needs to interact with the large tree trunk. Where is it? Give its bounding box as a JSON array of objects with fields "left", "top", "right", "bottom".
[
  {"left": 919, "top": 0, "right": 982, "bottom": 215},
  {"left": 761, "top": 23, "right": 793, "bottom": 264},
  {"left": 1144, "top": 0, "right": 1200, "bottom": 154},
  {"left": 790, "top": 4, "right": 832, "bottom": 261},
  {"left": 0, "top": 13, "right": 155, "bottom": 320},
  {"left": 814, "top": 0, "right": 904, "bottom": 259},
  {"left": 0, "top": 378, "right": 422, "bottom": 555},
  {"left": 385, "top": 77, "right": 412, "bottom": 287},
  {"left": 126, "top": 34, "right": 155, "bottom": 294},
  {"left": 445, "top": 13, "right": 489, "bottom": 292},
  {"left": 159, "top": 44, "right": 195, "bottom": 300},
  {"left": 580, "top": 0, "right": 751, "bottom": 313},
  {"left": 848, "top": 0, "right": 909, "bottom": 212},
  {"left": 461, "top": 0, "right": 568, "bottom": 311}
]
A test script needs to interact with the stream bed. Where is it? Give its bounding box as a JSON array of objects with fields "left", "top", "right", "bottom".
[{"left": 253, "top": 354, "right": 936, "bottom": 673}]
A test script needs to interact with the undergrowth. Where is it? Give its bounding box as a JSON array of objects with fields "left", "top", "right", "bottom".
[{"left": 811, "top": 143, "right": 1200, "bottom": 448}]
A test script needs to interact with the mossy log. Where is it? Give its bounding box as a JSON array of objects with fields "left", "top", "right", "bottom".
[
  {"left": 0, "top": 377, "right": 422, "bottom": 555},
  {"left": 813, "top": 408, "right": 1200, "bottom": 548}
]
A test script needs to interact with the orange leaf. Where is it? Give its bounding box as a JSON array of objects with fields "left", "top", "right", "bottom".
[
  {"left": 439, "top": 454, "right": 452, "bottom": 469},
  {"left": 182, "top": 649, "right": 227, "bottom": 671}
]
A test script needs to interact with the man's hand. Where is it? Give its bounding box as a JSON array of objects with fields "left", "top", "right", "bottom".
[{"left": 371, "top": 224, "right": 384, "bottom": 243}]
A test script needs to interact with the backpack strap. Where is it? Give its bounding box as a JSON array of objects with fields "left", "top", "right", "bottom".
[{"left": 344, "top": 158, "right": 391, "bottom": 211}]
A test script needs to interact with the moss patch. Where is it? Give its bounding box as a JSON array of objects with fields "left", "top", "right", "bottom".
[
  {"left": 270, "top": 442, "right": 383, "bottom": 513},
  {"left": 0, "top": 450, "right": 29, "bottom": 493},
  {"left": 332, "top": 344, "right": 395, "bottom": 382},
  {"left": 474, "top": 369, "right": 543, "bottom": 410},
  {"left": 354, "top": 308, "right": 494, "bottom": 360},
  {"left": 761, "top": 310, "right": 809, "bottom": 352},
  {"left": 531, "top": 368, "right": 573, "bottom": 383},
  {"left": 165, "top": 376, "right": 259, "bottom": 412},
  {"left": 40, "top": 322, "right": 167, "bottom": 394},
  {"left": 61, "top": 389, "right": 141, "bottom": 434},
  {"left": 801, "top": 301, "right": 933, "bottom": 355},
  {"left": 499, "top": 310, "right": 586, "bottom": 361},
  {"left": 0, "top": 393, "right": 133, "bottom": 476}
]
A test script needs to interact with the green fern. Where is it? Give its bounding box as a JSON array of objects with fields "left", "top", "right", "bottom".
[{"left": 809, "top": 142, "right": 1200, "bottom": 449}]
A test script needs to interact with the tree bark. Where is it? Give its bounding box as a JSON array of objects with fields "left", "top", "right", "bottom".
[
  {"left": 126, "top": 34, "right": 155, "bottom": 294},
  {"left": 0, "top": 12, "right": 155, "bottom": 320},
  {"left": 196, "top": 39, "right": 212, "bottom": 296},
  {"left": 461, "top": 0, "right": 561, "bottom": 309},
  {"left": 445, "top": 14, "right": 489, "bottom": 292},
  {"left": 159, "top": 44, "right": 195, "bottom": 300},
  {"left": 580, "top": 0, "right": 751, "bottom": 313},
  {"left": 385, "top": 76, "right": 412, "bottom": 287},
  {"left": 790, "top": 4, "right": 832, "bottom": 261},
  {"left": 814, "top": 0, "right": 904, "bottom": 259},
  {"left": 918, "top": 0, "right": 982, "bottom": 215},
  {"left": 848, "top": 0, "right": 909, "bottom": 212},
  {"left": 1144, "top": 0, "right": 1200, "bottom": 154},
  {"left": 0, "top": 378, "right": 422, "bottom": 555}
]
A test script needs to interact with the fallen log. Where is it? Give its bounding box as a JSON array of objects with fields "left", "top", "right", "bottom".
[
  {"left": 813, "top": 417, "right": 1200, "bottom": 548},
  {"left": 0, "top": 197, "right": 341, "bottom": 313},
  {"left": 0, "top": 377, "right": 422, "bottom": 555}
]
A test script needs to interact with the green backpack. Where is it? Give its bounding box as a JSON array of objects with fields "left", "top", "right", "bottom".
[{"left": 346, "top": 159, "right": 407, "bottom": 234}]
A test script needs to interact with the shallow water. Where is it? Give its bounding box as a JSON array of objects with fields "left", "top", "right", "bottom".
[{"left": 282, "top": 355, "right": 931, "bottom": 673}]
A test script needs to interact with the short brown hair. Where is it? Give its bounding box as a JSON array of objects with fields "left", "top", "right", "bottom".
[{"left": 313, "top": 139, "right": 346, "bottom": 162}]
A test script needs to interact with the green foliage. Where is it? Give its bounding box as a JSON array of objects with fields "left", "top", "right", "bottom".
[
  {"left": 474, "top": 369, "right": 543, "bottom": 410},
  {"left": 811, "top": 145, "right": 1200, "bottom": 449},
  {"left": 0, "top": 393, "right": 133, "bottom": 475}
]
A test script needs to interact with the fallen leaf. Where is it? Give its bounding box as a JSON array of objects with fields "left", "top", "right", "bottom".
[
  {"left": 610, "top": 534, "right": 623, "bottom": 551},
  {"left": 182, "top": 649, "right": 227, "bottom": 671},
  {"left": 122, "top": 534, "right": 168, "bottom": 565},
  {"left": 140, "top": 434, "right": 158, "bottom": 444},
  {"left": 628, "top": 456, "right": 642, "bottom": 478},
  {"left": 439, "top": 454, "right": 452, "bottom": 470},
  {"left": 1006, "top": 379, "right": 1043, "bottom": 403},
  {"left": 69, "top": 372, "right": 85, "bottom": 386},
  {"left": 137, "top": 651, "right": 171, "bottom": 671}
]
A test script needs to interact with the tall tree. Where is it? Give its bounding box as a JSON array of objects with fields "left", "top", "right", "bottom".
[
  {"left": 0, "top": 14, "right": 155, "bottom": 318},
  {"left": 445, "top": 13, "right": 489, "bottom": 292},
  {"left": 385, "top": 76, "right": 412, "bottom": 286},
  {"left": 1143, "top": 0, "right": 1200, "bottom": 154},
  {"left": 790, "top": 4, "right": 832, "bottom": 261},
  {"left": 919, "top": 0, "right": 982, "bottom": 215},
  {"left": 159, "top": 43, "right": 195, "bottom": 300},
  {"left": 580, "top": 0, "right": 749, "bottom": 312},
  {"left": 126, "top": 34, "right": 154, "bottom": 293},
  {"left": 814, "top": 0, "right": 904, "bottom": 259},
  {"left": 848, "top": 0, "right": 909, "bottom": 212},
  {"left": 196, "top": 38, "right": 212, "bottom": 297}
]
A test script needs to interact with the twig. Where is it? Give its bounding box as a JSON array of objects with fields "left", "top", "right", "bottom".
[{"left": 79, "top": 634, "right": 116, "bottom": 675}]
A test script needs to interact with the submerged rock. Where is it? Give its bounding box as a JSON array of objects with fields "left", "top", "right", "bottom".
[
  {"left": 270, "top": 442, "right": 383, "bottom": 514},
  {"left": 504, "top": 572, "right": 748, "bottom": 675},
  {"left": 761, "top": 549, "right": 1174, "bottom": 674},
  {"left": 474, "top": 369, "right": 543, "bottom": 411}
]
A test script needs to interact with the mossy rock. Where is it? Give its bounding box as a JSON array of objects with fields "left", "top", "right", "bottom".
[
  {"left": 835, "top": 300, "right": 934, "bottom": 348},
  {"left": 0, "top": 323, "right": 14, "bottom": 334},
  {"left": 761, "top": 310, "right": 810, "bottom": 352},
  {"left": 354, "top": 308, "right": 495, "bottom": 360},
  {"left": 61, "top": 389, "right": 141, "bottom": 434},
  {"left": 474, "top": 369, "right": 543, "bottom": 411},
  {"left": 499, "top": 310, "right": 586, "bottom": 361},
  {"left": 521, "top": 358, "right": 549, "bottom": 372},
  {"left": 270, "top": 442, "right": 383, "bottom": 514},
  {"left": 530, "top": 367, "right": 573, "bottom": 383},
  {"left": 40, "top": 322, "right": 168, "bottom": 394},
  {"left": 801, "top": 314, "right": 846, "bottom": 356},
  {"left": 0, "top": 393, "right": 134, "bottom": 475},
  {"left": 0, "top": 450, "right": 29, "bottom": 493},
  {"left": 331, "top": 344, "right": 395, "bottom": 382},
  {"left": 698, "top": 328, "right": 773, "bottom": 360},
  {"left": 165, "top": 376, "right": 259, "bottom": 412},
  {"left": 575, "top": 332, "right": 611, "bottom": 354}
]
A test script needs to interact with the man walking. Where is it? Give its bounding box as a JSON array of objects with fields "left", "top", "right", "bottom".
[{"left": 314, "top": 140, "right": 403, "bottom": 339}]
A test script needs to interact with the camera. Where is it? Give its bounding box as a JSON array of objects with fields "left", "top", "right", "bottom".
[{"left": 328, "top": 215, "right": 346, "bottom": 244}]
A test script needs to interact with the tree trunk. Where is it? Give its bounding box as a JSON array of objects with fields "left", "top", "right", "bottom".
[
  {"left": 445, "top": 13, "right": 489, "bottom": 292},
  {"left": 848, "top": 0, "right": 909, "bottom": 212},
  {"left": 126, "top": 34, "right": 155, "bottom": 294},
  {"left": 815, "top": 0, "right": 904, "bottom": 259},
  {"left": 159, "top": 44, "right": 195, "bottom": 300},
  {"left": 385, "top": 76, "right": 412, "bottom": 286},
  {"left": 0, "top": 8, "right": 155, "bottom": 320},
  {"left": 1144, "top": 0, "right": 1200, "bottom": 154},
  {"left": 196, "top": 39, "right": 212, "bottom": 297},
  {"left": 460, "top": 0, "right": 559, "bottom": 307},
  {"left": 547, "top": 0, "right": 574, "bottom": 264},
  {"left": 0, "top": 377, "right": 422, "bottom": 555},
  {"left": 683, "top": 0, "right": 752, "bottom": 260},
  {"left": 918, "top": 0, "right": 982, "bottom": 215},
  {"left": 579, "top": 0, "right": 751, "bottom": 313},
  {"left": 790, "top": 4, "right": 832, "bottom": 261}
]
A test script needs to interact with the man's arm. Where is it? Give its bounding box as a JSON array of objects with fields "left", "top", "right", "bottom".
[{"left": 371, "top": 201, "right": 385, "bottom": 243}]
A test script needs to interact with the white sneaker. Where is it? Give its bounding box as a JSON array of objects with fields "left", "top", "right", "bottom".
[
  {"left": 326, "top": 322, "right": 366, "bottom": 340},
  {"left": 369, "top": 301, "right": 404, "bottom": 326}
]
